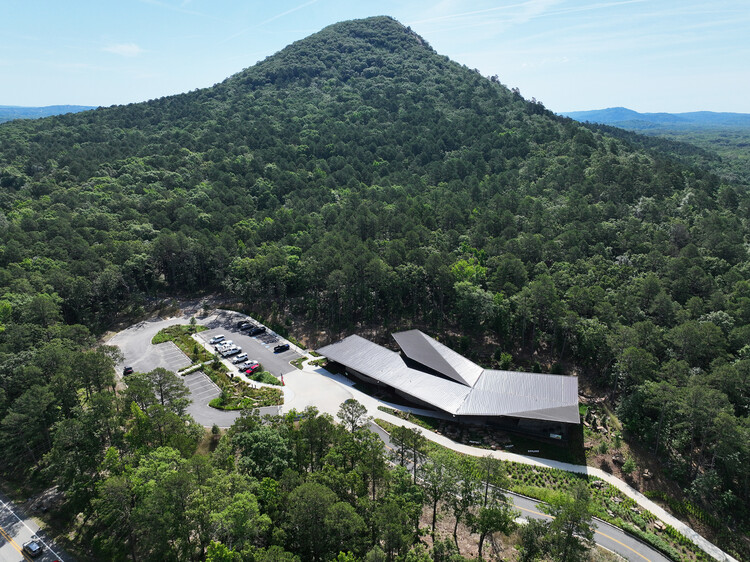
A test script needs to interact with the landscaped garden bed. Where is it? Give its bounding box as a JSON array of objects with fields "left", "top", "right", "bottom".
[
  {"left": 209, "top": 386, "right": 283, "bottom": 410},
  {"left": 151, "top": 323, "right": 211, "bottom": 362},
  {"left": 373, "top": 417, "right": 713, "bottom": 562}
]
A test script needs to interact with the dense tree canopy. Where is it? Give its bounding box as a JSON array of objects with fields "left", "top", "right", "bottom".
[{"left": 0, "top": 15, "right": 749, "bottom": 550}]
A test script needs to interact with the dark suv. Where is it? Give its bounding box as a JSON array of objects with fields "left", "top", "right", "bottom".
[
  {"left": 23, "top": 539, "right": 44, "bottom": 557},
  {"left": 248, "top": 326, "right": 266, "bottom": 336},
  {"left": 274, "top": 343, "right": 290, "bottom": 353},
  {"left": 123, "top": 366, "right": 134, "bottom": 376}
]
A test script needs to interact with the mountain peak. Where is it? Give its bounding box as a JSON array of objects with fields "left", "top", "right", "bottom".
[{"left": 223, "top": 16, "right": 435, "bottom": 91}]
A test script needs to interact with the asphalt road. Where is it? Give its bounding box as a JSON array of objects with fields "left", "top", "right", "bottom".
[
  {"left": 0, "top": 492, "right": 68, "bottom": 562},
  {"left": 107, "top": 311, "right": 676, "bottom": 561},
  {"left": 368, "top": 422, "right": 672, "bottom": 562}
]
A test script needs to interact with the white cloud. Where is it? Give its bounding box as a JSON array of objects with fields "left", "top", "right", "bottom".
[{"left": 103, "top": 43, "right": 145, "bottom": 57}]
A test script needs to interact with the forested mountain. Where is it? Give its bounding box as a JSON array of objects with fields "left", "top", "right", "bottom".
[
  {"left": 563, "top": 107, "right": 750, "bottom": 186},
  {"left": 0, "top": 104, "right": 96, "bottom": 123},
  {"left": 1, "top": 15, "right": 749, "bottom": 557},
  {"left": 562, "top": 107, "right": 750, "bottom": 129}
]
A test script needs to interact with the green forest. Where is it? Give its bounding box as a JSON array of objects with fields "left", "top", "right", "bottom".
[{"left": 0, "top": 15, "right": 748, "bottom": 560}]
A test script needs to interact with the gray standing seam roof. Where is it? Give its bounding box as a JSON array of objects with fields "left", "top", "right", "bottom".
[
  {"left": 392, "top": 330, "right": 483, "bottom": 387},
  {"left": 318, "top": 331, "right": 579, "bottom": 424}
]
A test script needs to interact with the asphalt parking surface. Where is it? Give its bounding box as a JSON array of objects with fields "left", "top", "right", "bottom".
[
  {"left": 199, "top": 320, "right": 302, "bottom": 379},
  {"left": 111, "top": 314, "right": 294, "bottom": 428},
  {"left": 128, "top": 340, "right": 191, "bottom": 375},
  {"left": 183, "top": 372, "right": 243, "bottom": 427}
]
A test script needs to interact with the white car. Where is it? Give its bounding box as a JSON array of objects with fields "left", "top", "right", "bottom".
[
  {"left": 222, "top": 347, "right": 242, "bottom": 357},
  {"left": 215, "top": 340, "right": 234, "bottom": 350},
  {"left": 209, "top": 335, "right": 225, "bottom": 345},
  {"left": 232, "top": 353, "right": 249, "bottom": 364}
]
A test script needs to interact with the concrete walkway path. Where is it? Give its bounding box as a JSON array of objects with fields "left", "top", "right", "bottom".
[
  {"left": 286, "top": 358, "right": 737, "bottom": 562},
  {"left": 109, "top": 312, "right": 736, "bottom": 562}
]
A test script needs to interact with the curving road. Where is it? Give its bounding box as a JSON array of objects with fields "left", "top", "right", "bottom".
[
  {"left": 108, "top": 309, "right": 734, "bottom": 562},
  {"left": 368, "top": 422, "right": 671, "bottom": 562},
  {"left": 0, "top": 491, "right": 70, "bottom": 561}
]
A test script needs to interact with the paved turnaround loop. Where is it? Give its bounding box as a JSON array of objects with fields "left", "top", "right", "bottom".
[{"left": 108, "top": 307, "right": 736, "bottom": 562}]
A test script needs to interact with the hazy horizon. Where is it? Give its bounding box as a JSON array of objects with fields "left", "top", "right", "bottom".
[{"left": 3, "top": 1, "right": 749, "bottom": 114}]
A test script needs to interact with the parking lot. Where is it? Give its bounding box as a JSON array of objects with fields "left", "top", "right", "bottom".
[
  {"left": 199, "top": 317, "right": 302, "bottom": 379},
  {"left": 182, "top": 371, "right": 244, "bottom": 427},
  {"left": 110, "top": 312, "right": 302, "bottom": 428},
  {"left": 128, "top": 340, "right": 191, "bottom": 374}
]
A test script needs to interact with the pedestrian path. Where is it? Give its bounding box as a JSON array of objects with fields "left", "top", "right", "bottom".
[{"left": 292, "top": 358, "right": 737, "bottom": 562}]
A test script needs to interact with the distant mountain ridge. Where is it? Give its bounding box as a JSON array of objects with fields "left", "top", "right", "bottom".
[
  {"left": 0, "top": 104, "right": 96, "bottom": 123},
  {"left": 562, "top": 107, "right": 750, "bottom": 130}
]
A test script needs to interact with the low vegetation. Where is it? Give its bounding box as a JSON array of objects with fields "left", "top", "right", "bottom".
[
  {"left": 374, "top": 418, "right": 715, "bottom": 561},
  {"left": 246, "top": 370, "right": 282, "bottom": 386},
  {"left": 208, "top": 385, "right": 283, "bottom": 410},
  {"left": 151, "top": 323, "right": 210, "bottom": 362}
]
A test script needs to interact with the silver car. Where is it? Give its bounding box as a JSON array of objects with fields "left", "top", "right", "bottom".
[{"left": 232, "top": 353, "right": 249, "bottom": 364}]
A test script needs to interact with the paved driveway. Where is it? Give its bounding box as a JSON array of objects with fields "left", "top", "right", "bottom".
[
  {"left": 134, "top": 341, "right": 191, "bottom": 374},
  {"left": 109, "top": 317, "right": 192, "bottom": 375}
]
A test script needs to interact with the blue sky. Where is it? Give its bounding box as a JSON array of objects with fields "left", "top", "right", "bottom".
[{"left": 2, "top": 0, "right": 748, "bottom": 113}]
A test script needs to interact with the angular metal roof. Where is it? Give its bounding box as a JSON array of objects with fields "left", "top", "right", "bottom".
[
  {"left": 317, "top": 335, "right": 470, "bottom": 413},
  {"left": 458, "top": 370, "right": 580, "bottom": 423},
  {"left": 318, "top": 331, "right": 579, "bottom": 425},
  {"left": 392, "top": 330, "right": 483, "bottom": 387}
]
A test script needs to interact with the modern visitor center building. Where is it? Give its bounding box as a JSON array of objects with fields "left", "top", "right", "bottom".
[{"left": 318, "top": 330, "right": 580, "bottom": 439}]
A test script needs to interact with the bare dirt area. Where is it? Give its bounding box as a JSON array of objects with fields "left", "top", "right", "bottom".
[
  {"left": 417, "top": 503, "right": 513, "bottom": 560},
  {"left": 417, "top": 503, "right": 623, "bottom": 561}
]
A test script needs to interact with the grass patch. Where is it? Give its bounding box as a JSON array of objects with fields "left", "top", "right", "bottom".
[
  {"left": 377, "top": 406, "right": 442, "bottom": 432},
  {"left": 513, "top": 485, "right": 571, "bottom": 506},
  {"left": 291, "top": 357, "right": 306, "bottom": 370},
  {"left": 287, "top": 336, "right": 305, "bottom": 350},
  {"left": 152, "top": 324, "right": 211, "bottom": 363},
  {"left": 247, "top": 370, "right": 282, "bottom": 386},
  {"left": 196, "top": 427, "right": 223, "bottom": 455},
  {"left": 620, "top": 522, "right": 684, "bottom": 561},
  {"left": 374, "top": 418, "right": 397, "bottom": 433},
  {"left": 209, "top": 386, "right": 283, "bottom": 410}
]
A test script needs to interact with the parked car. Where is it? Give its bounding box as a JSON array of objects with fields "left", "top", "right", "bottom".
[
  {"left": 248, "top": 326, "right": 266, "bottom": 336},
  {"left": 274, "top": 343, "right": 290, "bottom": 353},
  {"left": 236, "top": 320, "right": 251, "bottom": 328},
  {"left": 244, "top": 363, "right": 261, "bottom": 374},
  {"left": 209, "top": 335, "right": 225, "bottom": 345},
  {"left": 22, "top": 539, "right": 44, "bottom": 557},
  {"left": 239, "top": 322, "right": 256, "bottom": 331},
  {"left": 123, "top": 366, "right": 134, "bottom": 376},
  {"left": 231, "top": 353, "right": 249, "bottom": 364},
  {"left": 223, "top": 347, "right": 242, "bottom": 357},
  {"left": 215, "top": 340, "right": 234, "bottom": 350},
  {"left": 240, "top": 360, "right": 259, "bottom": 371}
]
